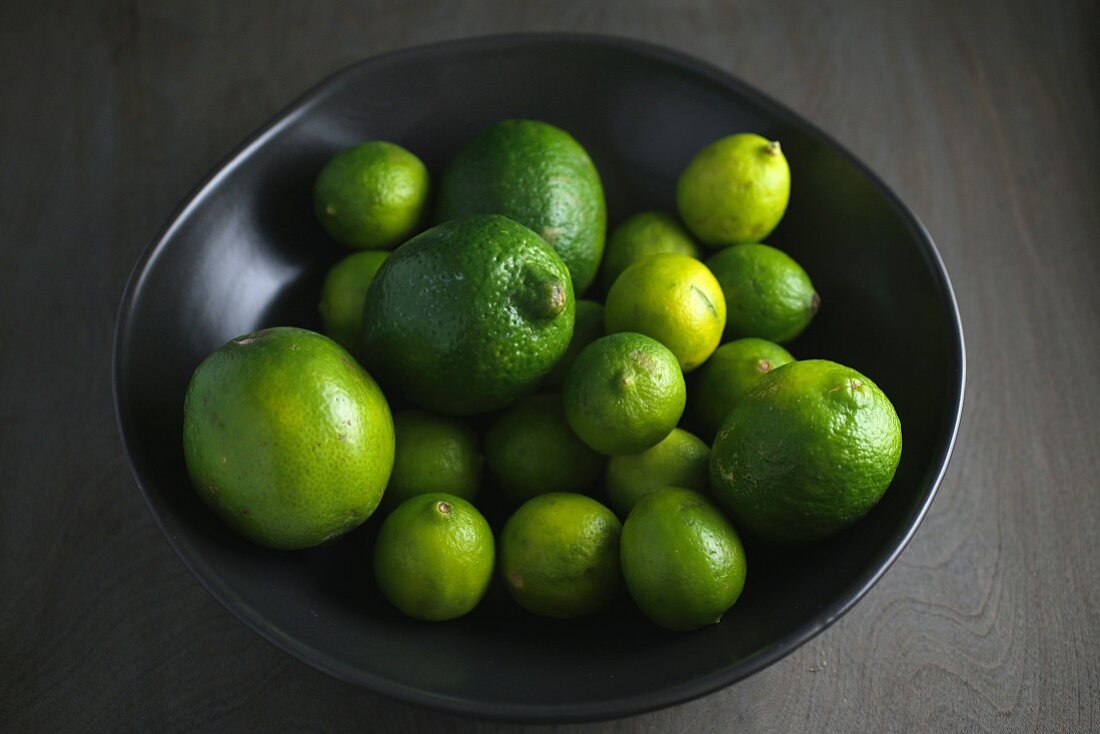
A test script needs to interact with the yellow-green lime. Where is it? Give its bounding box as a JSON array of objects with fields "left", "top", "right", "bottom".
[
  {"left": 604, "top": 253, "right": 726, "bottom": 371},
  {"left": 710, "top": 360, "right": 902, "bottom": 544},
  {"left": 599, "top": 212, "right": 700, "bottom": 292},
  {"left": 318, "top": 250, "right": 390, "bottom": 355},
  {"left": 373, "top": 493, "right": 494, "bottom": 621},
  {"left": 382, "top": 410, "right": 483, "bottom": 511},
  {"left": 314, "top": 141, "right": 429, "bottom": 249},
  {"left": 691, "top": 338, "right": 794, "bottom": 441},
  {"left": 542, "top": 299, "right": 604, "bottom": 389},
  {"left": 485, "top": 394, "right": 605, "bottom": 503},
  {"left": 563, "top": 333, "right": 686, "bottom": 455},
  {"left": 362, "top": 215, "right": 575, "bottom": 415},
  {"left": 605, "top": 428, "right": 710, "bottom": 517},
  {"left": 182, "top": 327, "right": 394, "bottom": 550},
  {"left": 706, "top": 244, "right": 819, "bottom": 343},
  {"left": 677, "top": 133, "right": 790, "bottom": 247},
  {"left": 499, "top": 493, "right": 621, "bottom": 618},
  {"left": 621, "top": 487, "right": 746, "bottom": 631}
]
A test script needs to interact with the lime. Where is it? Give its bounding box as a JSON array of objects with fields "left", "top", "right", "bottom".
[
  {"left": 437, "top": 119, "right": 606, "bottom": 294},
  {"left": 485, "top": 394, "right": 605, "bottom": 503},
  {"left": 362, "top": 215, "right": 575, "bottom": 415},
  {"left": 706, "top": 244, "right": 818, "bottom": 342},
  {"left": 604, "top": 253, "right": 726, "bottom": 371},
  {"left": 710, "top": 360, "right": 902, "bottom": 543},
  {"left": 542, "top": 299, "right": 604, "bottom": 389},
  {"left": 691, "top": 338, "right": 794, "bottom": 441},
  {"left": 563, "top": 333, "right": 686, "bottom": 455},
  {"left": 621, "top": 487, "right": 747, "bottom": 631},
  {"left": 676, "top": 133, "right": 790, "bottom": 247},
  {"left": 182, "top": 327, "right": 394, "bottom": 549},
  {"left": 599, "top": 211, "right": 700, "bottom": 292},
  {"left": 373, "top": 493, "right": 494, "bottom": 621},
  {"left": 314, "top": 141, "right": 429, "bottom": 249},
  {"left": 605, "top": 428, "right": 710, "bottom": 517},
  {"left": 317, "top": 250, "right": 390, "bottom": 355},
  {"left": 499, "top": 493, "right": 621, "bottom": 618},
  {"left": 382, "top": 410, "right": 483, "bottom": 510}
]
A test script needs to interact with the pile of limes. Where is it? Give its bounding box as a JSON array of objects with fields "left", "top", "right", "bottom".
[{"left": 182, "top": 121, "right": 902, "bottom": 632}]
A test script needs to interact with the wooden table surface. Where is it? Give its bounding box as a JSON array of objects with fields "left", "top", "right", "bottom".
[{"left": 2, "top": 1, "right": 1098, "bottom": 731}]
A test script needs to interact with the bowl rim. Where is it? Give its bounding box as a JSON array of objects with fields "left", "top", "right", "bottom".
[{"left": 112, "top": 32, "right": 966, "bottom": 723}]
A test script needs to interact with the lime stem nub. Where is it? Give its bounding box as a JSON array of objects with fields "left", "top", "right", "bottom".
[{"left": 765, "top": 140, "right": 782, "bottom": 155}]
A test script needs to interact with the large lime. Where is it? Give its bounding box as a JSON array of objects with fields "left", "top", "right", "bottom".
[
  {"left": 362, "top": 215, "right": 575, "bottom": 415},
  {"left": 437, "top": 119, "right": 606, "bottom": 293},
  {"left": 182, "top": 327, "right": 394, "bottom": 549},
  {"left": 710, "top": 360, "right": 902, "bottom": 543}
]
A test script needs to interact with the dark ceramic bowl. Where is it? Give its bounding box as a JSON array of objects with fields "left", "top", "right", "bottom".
[{"left": 113, "top": 34, "right": 965, "bottom": 722}]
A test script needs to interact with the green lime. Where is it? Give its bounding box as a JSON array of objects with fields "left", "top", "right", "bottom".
[
  {"left": 621, "top": 488, "right": 746, "bottom": 631},
  {"left": 542, "top": 299, "right": 604, "bottom": 389},
  {"left": 604, "top": 253, "right": 726, "bottom": 372},
  {"left": 314, "top": 141, "right": 429, "bottom": 249},
  {"left": 499, "top": 493, "right": 621, "bottom": 618},
  {"left": 485, "top": 394, "right": 605, "bottom": 503},
  {"left": 706, "top": 244, "right": 819, "bottom": 342},
  {"left": 437, "top": 119, "right": 606, "bottom": 294},
  {"left": 605, "top": 428, "right": 710, "bottom": 517},
  {"left": 710, "top": 360, "right": 902, "bottom": 544},
  {"left": 317, "top": 250, "right": 390, "bottom": 355},
  {"left": 362, "top": 215, "right": 575, "bottom": 415},
  {"left": 676, "top": 133, "right": 790, "bottom": 247},
  {"left": 599, "top": 211, "right": 700, "bottom": 292},
  {"left": 182, "top": 327, "right": 394, "bottom": 549},
  {"left": 691, "top": 338, "right": 794, "bottom": 441},
  {"left": 373, "top": 493, "right": 494, "bottom": 621},
  {"left": 382, "top": 410, "right": 483, "bottom": 511},
  {"left": 563, "top": 333, "right": 686, "bottom": 455}
]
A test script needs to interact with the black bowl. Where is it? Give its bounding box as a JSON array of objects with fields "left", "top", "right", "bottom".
[{"left": 113, "top": 34, "right": 965, "bottom": 722}]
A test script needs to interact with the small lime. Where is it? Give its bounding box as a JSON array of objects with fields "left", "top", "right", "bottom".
[
  {"left": 485, "top": 394, "right": 605, "bottom": 503},
  {"left": 604, "top": 253, "right": 726, "bottom": 371},
  {"left": 499, "top": 493, "right": 621, "bottom": 618},
  {"left": 605, "top": 428, "right": 710, "bottom": 517},
  {"left": 691, "top": 338, "right": 794, "bottom": 441},
  {"left": 314, "top": 141, "right": 429, "bottom": 249},
  {"left": 383, "top": 410, "right": 483, "bottom": 510},
  {"left": 621, "top": 487, "right": 747, "bottom": 631},
  {"left": 318, "top": 250, "right": 390, "bottom": 355},
  {"left": 374, "top": 493, "right": 494, "bottom": 621},
  {"left": 706, "top": 244, "right": 818, "bottom": 342},
  {"left": 677, "top": 133, "right": 790, "bottom": 247},
  {"left": 599, "top": 212, "right": 700, "bottom": 292},
  {"left": 563, "top": 333, "right": 686, "bottom": 455}
]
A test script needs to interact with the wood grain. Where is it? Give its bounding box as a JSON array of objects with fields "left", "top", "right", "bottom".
[{"left": 1, "top": 0, "right": 1098, "bottom": 731}]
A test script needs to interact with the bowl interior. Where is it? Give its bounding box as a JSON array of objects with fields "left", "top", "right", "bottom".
[{"left": 115, "top": 36, "right": 963, "bottom": 721}]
